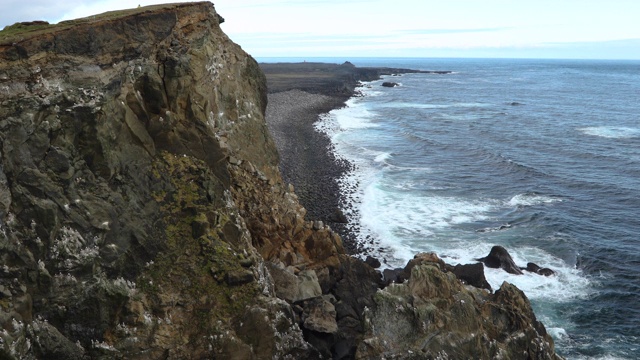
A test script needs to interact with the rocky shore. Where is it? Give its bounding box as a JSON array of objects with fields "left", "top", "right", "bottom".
[
  {"left": 262, "top": 62, "right": 427, "bottom": 253},
  {"left": 0, "top": 3, "right": 562, "bottom": 359}
]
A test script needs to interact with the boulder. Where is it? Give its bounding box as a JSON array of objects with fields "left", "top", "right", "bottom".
[
  {"left": 382, "top": 267, "right": 406, "bottom": 285},
  {"left": 331, "top": 255, "right": 384, "bottom": 357},
  {"left": 364, "top": 255, "right": 381, "bottom": 269},
  {"left": 381, "top": 82, "right": 399, "bottom": 87},
  {"left": 476, "top": 245, "right": 523, "bottom": 275},
  {"left": 328, "top": 207, "right": 349, "bottom": 223},
  {"left": 302, "top": 297, "right": 338, "bottom": 334},
  {"left": 268, "top": 263, "right": 300, "bottom": 301},
  {"left": 225, "top": 270, "right": 255, "bottom": 286},
  {"left": 297, "top": 270, "right": 323, "bottom": 301},
  {"left": 449, "top": 262, "right": 492, "bottom": 291},
  {"left": 523, "top": 262, "right": 556, "bottom": 276},
  {"left": 267, "top": 264, "right": 322, "bottom": 302}
]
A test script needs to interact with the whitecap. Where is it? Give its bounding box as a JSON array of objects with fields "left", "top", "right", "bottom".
[
  {"left": 579, "top": 126, "right": 640, "bottom": 139},
  {"left": 373, "top": 152, "right": 392, "bottom": 163},
  {"left": 358, "top": 185, "right": 497, "bottom": 266},
  {"left": 333, "top": 102, "right": 378, "bottom": 131},
  {"left": 547, "top": 327, "right": 568, "bottom": 340},
  {"left": 507, "top": 193, "right": 562, "bottom": 207},
  {"left": 314, "top": 99, "right": 378, "bottom": 138},
  {"left": 440, "top": 243, "right": 593, "bottom": 303}
]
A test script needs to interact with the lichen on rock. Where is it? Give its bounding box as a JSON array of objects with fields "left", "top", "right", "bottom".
[
  {"left": 0, "top": 2, "right": 312, "bottom": 358},
  {"left": 356, "top": 253, "right": 561, "bottom": 360}
]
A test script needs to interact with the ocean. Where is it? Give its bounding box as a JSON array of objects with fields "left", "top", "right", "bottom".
[{"left": 294, "top": 58, "right": 639, "bottom": 359}]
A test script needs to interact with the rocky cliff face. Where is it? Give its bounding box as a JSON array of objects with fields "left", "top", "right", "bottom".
[{"left": 0, "top": 2, "right": 561, "bottom": 359}]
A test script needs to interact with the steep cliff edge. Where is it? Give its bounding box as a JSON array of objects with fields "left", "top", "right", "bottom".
[{"left": 0, "top": 2, "right": 561, "bottom": 359}]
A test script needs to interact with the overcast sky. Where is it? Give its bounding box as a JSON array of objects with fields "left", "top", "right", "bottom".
[{"left": 2, "top": 0, "right": 639, "bottom": 59}]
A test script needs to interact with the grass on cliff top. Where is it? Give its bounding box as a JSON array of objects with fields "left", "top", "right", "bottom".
[{"left": 0, "top": 2, "right": 197, "bottom": 44}]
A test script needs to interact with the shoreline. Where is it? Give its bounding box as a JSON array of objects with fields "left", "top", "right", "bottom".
[
  {"left": 266, "top": 88, "right": 358, "bottom": 250},
  {"left": 262, "top": 62, "right": 424, "bottom": 254}
]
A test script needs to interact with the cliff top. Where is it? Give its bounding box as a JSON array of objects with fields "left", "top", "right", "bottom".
[{"left": 0, "top": 1, "right": 216, "bottom": 45}]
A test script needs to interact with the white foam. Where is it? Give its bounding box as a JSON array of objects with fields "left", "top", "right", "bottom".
[
  {"left": 571, "top": 355, "right": 630, "bottom": 360},
  {"left": 317, "top": 100, "right": 379, "bottom": 142},
  {"left": 507, "top": 193, "right": 563, "bottom": 207},
  {"left": 340, "top": 104, "right": 378, "bottom": 130},
  {"left": 374, "top": 152, "right": 392, "bottom": 163},
  {"left": 439, "top": 243, "right": 593, "bottom": 303},
  {"left": 362, "top": 187, "right": 494, "bottom": 232},
  {"left": 389, "top": 179, "right": 444, "bottom": 191},
  {"left": 358, "top": 184, "right": 497, "bottom": 266},
  {"left": 547, "top": 327, "right": 569, "bottom": 340},
  {"left": 317, "top": 83, "right": 594, "bottom": 320},
  {"left": 579, "top": 126, "right": 640, "bottom": 139}
]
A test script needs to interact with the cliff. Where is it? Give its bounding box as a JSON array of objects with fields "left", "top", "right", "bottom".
[{"left": 0, "top": 2, "right": 561, "bottom": 359}]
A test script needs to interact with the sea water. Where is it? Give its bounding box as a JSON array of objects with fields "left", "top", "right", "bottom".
[{"left": 311, "top": 58, "right": 640, "bottom": 359}]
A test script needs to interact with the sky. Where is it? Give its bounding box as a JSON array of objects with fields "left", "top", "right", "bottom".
[{"left": 2, "top": 0, "right": 639, "bottom": 59}]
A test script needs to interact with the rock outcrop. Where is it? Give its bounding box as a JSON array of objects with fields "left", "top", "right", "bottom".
[
  {"left": 476, "top": 245, "right": 524, "bottom": 275},
  {"left": 0, "top": 2, "right": 562, "bottom": 359},
  {"left": 357, "top": 253, "right": 560, "bottom": 359}
]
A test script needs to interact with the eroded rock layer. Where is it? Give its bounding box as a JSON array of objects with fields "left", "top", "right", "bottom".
[{"left": 0, "top": 2, "right": 561, "bottom": 359}]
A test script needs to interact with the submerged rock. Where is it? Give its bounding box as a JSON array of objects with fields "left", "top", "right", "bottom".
[
  {"left": 523, "top": 262, "right": 557, "bottom": 276},
  {"left": 476, "top": 246, "right": 557, "bottom": 277}
]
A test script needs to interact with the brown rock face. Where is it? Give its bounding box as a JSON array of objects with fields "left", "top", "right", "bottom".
[
  {"left": 0, "top": 2, "right": 326, "bottom": 359},
  {"left": 356, "top": 253, "right": 562, "bottom": 360},
  {"left": 0, "top": 3, "right": 563, "bottom": 360}
]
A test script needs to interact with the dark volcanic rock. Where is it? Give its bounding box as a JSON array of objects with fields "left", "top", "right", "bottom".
[
  {"left": 476, "top": 245, "right": 524, "bottom": 275},
  {"left": 523, "top": 262, "right": 556, "bottom": 276},
  {"left": 225, "top": 270, "right": 255, "bottom": 286},
  {"left": 382, "top": 267, "right": 407, "bottom": 285},
  {"left": 364, "top": 255, "right": 381, "bottom": 269},
  {"left": 329, "top": 207, "right": 349, "bottom": 223},
  {"left": 449, "top": 262, "right": 492, "bottom": 291},
  {"left": 381, "top": 81, "right": 399, "bottom": 87}
]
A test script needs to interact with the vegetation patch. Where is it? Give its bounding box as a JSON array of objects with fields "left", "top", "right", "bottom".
[{"left": 140, "top": 151, "right": 259, "bottom": 331}]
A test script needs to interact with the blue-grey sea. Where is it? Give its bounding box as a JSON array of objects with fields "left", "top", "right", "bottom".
[{"left": 262, "top": 57, "right": 640, "bottom": 359}]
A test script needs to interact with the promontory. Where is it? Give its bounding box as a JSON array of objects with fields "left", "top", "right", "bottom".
[{"left": 0, "top": 2, "right": 562, "bottom": 359}]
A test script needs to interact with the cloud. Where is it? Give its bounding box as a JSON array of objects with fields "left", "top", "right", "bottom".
[
  {"left": 0, "top": 0, "right": 193, "bottom": 28},
  {"left": 229, "top": 27, "right": 518, "bottom": 57},
  {"left": 0, "top": 0, "right": 84, "bottom": 28},
  {"left": 396, "top": 27, "right": 512, "bottom": 35},
  {"left": 543, "top": 38, "right": 640, "bottom": 48}
]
